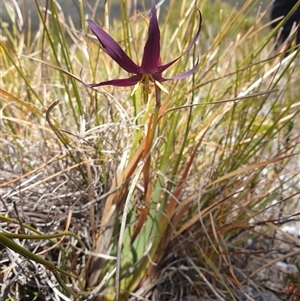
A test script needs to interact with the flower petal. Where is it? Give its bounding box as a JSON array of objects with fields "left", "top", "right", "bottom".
[
  {"left": 152, "top": 74, "right": 168, "bottom": 83},
  {"left": 140, "top": 1, "right": 160, "bottom": 73},
  {"left": 87, "top": 20, "right": 140, "bottom": 74},
  {"left": 169, "top": 60, "right": 199, "bottom": 80},
  {"left": 87, "top": 75, "right": 142, "bottom": 88},
  {"left": 152, "top": 60, "right": 198, "bottom": 82},
  {"left": 157, "top": 9, "right": 202, "bottom": 74}
]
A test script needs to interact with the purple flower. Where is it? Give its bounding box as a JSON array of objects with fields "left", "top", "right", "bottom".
[{"left": 87, "top": 1, "right": 202, "bottom": 89}]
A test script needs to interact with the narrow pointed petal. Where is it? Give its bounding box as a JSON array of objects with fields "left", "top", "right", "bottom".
[
  {"left": 87, "top": 20, "right": 140, "bottom": 74},
  {"left": 153, "top": 60, "right": 198, "bottom": 82},
  {"left": 169, "top": 60, "right": 199, "bottom": 80},
  {"left": 152, "top": 74, "right": 169, "bottom": 83},
  {"left": 140, "top": 1, "right": 160, "bottom": 73},
  {"left": 157, "top": 9, "right": 202, "bottom": 74},
  {"left": 87, "top": 75, "right": 142, "bottom": 88}
]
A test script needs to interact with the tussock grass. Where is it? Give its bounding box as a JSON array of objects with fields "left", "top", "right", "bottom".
[{"left": 1, "top": 0, "right": 299, "bottom": 300}]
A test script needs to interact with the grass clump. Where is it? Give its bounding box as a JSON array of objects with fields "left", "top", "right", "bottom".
[{"left": 0, "top": 0, "right": 299, "bottom": 300}]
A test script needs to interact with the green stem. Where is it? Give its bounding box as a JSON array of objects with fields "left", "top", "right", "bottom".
[
  {"left": 2, "top": 231, "right": 85, "bottom": 249},
  {"left": 0, "top": 233, "right": 79, "bottom": 297}
]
